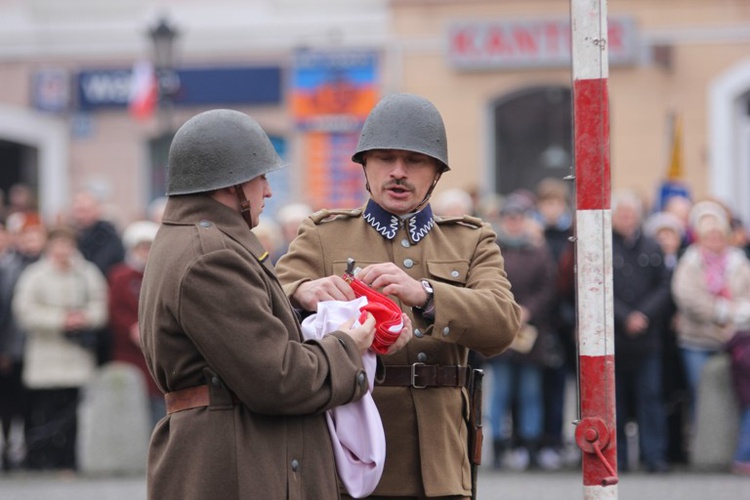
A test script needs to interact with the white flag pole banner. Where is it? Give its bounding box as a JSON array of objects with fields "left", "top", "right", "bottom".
[{"left": 300, "top": 297, "right": 387, "bottom": 498}]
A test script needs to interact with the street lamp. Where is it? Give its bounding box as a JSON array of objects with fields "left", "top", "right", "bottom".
[
  {"left": 148, "top": 16, "right": 180, "bottom": 131},
  {"left": 147, "top": 15, "right": 180, "bottom": 201}
]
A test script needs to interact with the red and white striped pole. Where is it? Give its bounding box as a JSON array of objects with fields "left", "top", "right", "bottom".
[{"left": 570, "top": 0, "right": 618, "bottom": 499}]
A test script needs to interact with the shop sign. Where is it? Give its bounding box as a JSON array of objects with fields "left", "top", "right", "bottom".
[
  {"left": 76, "top": 66, "right": 282, "bottom": 110},
  {"left": 447, "top": 16, "right": 637, "bottom": 70}
]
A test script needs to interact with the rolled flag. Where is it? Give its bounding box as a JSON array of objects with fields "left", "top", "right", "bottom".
[{"left": 343, "top": 266, "right": 404, "bottom": 355}]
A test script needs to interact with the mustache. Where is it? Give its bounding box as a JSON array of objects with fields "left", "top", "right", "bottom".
[{"left": 383, "top": 179, "right": 414, "bottom": 191}]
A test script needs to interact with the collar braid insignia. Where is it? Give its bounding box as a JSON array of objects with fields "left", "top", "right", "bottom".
[
  {"left": 409, "top": 212, "right": 435, "bottom": 243},
  {"left": 363, "top": 199, "right": 434, "bottom": 243}
]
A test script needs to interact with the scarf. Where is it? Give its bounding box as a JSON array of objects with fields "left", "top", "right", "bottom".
[{"left": 701, "top": 248, "right": 730, "bottom": 298}]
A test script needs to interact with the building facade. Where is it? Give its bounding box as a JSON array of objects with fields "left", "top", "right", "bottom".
[{"left": 1, "top": 0, "right": 749, "bottom": 228}]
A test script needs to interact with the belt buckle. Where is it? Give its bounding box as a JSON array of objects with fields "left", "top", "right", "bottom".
[{"left": 411, "top": 362, "right": 427, "bottom": 389}]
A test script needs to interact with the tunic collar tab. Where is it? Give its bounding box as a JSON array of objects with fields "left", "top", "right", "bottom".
[{"left": 363, "top": 199, "right": 435, "bottom": 243}]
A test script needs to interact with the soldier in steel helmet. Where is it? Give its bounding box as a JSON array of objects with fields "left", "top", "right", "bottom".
[
  {"left": 276, "top": 94, "right": 521, "bottom": 499},
  {"left": 138, "top": 109, "right": 393, "bottom": 500}
]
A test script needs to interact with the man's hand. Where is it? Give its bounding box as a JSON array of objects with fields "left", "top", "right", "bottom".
[
  {"left": 338, "top": 312, "right": 376, "bottom": 356},
  {"left": 625, "top": 311, "right": 649, "bottom": 336},
  {"left": 383, "top": 313, "right": 413, "bottom": 355},
  {"left": 293, "top": 276, "right": 356, "bottom": 311},
  {"left": 356, "top": 263, "right": 427, "bottom": 308}
]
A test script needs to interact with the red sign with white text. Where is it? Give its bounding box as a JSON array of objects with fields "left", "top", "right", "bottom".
[{"left": 448, "top": 16, "right": 636, "bottom": 70}]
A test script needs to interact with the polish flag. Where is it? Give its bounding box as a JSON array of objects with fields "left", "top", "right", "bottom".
[{"left": 128, "top": 60, "right": 157, "bottom": 121}]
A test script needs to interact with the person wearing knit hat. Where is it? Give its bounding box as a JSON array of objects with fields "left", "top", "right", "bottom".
[
  {"left": 672, "top": 197, "right": 750, "bottom": 471},
  {"left": 644, "top": 211, "right": 685, "bottom": 270},
  {"left": 688, "top": 200, "right": 731, "bottom": 238},
  {"left": 108, "top": 220, "right": 162, "bottom": 428},
  {"left": 432, "top": 188, "right": 474, "bottom": 217},
  {"left": 275, "top": 202, "right": 313, "bottom": 256}
]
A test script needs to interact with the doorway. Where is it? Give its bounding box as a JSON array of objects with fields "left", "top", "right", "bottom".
[
  {"left": 0, "top": 139, "right": 38, "bottom": 213},
  {"left": 492, "top": 86, "right": 573, "bottom": 196}
]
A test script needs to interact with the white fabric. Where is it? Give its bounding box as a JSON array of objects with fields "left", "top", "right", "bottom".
[{"left": 300, "top": 297, "right": 385, "bottom": 498}]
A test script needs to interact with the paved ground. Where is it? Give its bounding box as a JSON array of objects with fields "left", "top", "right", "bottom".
[{"left": 0, "top": 466, "right": 747, "bottom": 500}]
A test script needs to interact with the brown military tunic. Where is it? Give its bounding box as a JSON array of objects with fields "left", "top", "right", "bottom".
[
  {"left": 276, "top": 202, "right": 520, "bottom": 497},
  {"left": 139, "top": 194, "right": 369, "bottom": 500}
]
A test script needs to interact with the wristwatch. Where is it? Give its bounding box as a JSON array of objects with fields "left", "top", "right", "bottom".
[{"left": 416, "top": 279, "right": 434, "bottom": 310}]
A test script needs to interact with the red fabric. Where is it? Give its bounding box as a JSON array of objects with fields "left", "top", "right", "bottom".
[
  {"left": 345, "top": 274, "right": 403, "bottom": 354},
  {"left": 128, "top": 60, "right": 157, "bottom": 121},
  {"left": 108, "top": 264, "right": 162, "bottom": 397}
]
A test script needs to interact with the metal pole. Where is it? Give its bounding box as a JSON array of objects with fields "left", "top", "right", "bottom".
[{"left": 569, "top": 1, "right": 618, "bottom": 499}]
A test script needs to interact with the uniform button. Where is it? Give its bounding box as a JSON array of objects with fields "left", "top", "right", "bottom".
[
  {"left": 403, "top": 258, "right": 414, "bottom": 269},
  {"left": 414, "top": 329, "right": 423, "bottom": 338},
  {"left": 211, "top": 376, "right": 221, "bottom": 387},
  {"left": 401, "top": 238, "right": 411, "bottom": 248},
  {"left": 291, "top": 459, "right": 300, "bottom": 472},
  {"left": 442, "top": 327, "right": 450, "bottom": 336},
  {"left": 417, "top": 352, "right": 427, "bottom": 362},
  {"left": 451, "top": 270, "right": 460, "bottom": 278},
  {"left": 357, "top": 372, "right": 366, "bottom": 385},
  {"left": 199, "top": 220, "right": 212, "bottom": 228}
]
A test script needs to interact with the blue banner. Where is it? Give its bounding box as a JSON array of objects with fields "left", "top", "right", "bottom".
[{"left": 77, "top": 65, "right": 282, "bottom": 110}]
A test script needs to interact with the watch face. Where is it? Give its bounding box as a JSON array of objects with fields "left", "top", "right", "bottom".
[{"left": 421, "top": 280, "right": 434, "bottom": 294}]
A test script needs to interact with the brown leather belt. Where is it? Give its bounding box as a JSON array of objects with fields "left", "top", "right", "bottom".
[
  {"left": 377, "top": 364, "right": 470, "bottom": 389},
  {"left": 165, "top": 385, "right": 240, "bottom": 415}
]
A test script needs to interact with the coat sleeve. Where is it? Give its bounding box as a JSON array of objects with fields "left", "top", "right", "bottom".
[
  {"left": 428, "top": 223, "right": 521, "bottom": 358},
  {"left": 276, "top": 217, "right": 328, "bottom": 302},
  {"left": 636, "top": 248, "right": 672, "bottom": 322},
  {"left": 178, "top": 248, "right": 368, "bottom": 416}
]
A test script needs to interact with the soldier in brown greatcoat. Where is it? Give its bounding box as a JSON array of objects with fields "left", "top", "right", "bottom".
[
  {"left": 138, "top": 109, "right": 408, "bottom": 500},
  {"left": 276, "top": 94, "right": 521, "bottom": 499}
]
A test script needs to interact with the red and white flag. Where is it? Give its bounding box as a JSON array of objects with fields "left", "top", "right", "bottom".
[{"left": 128, "top": 60, "right": 157, "bottom": 121}]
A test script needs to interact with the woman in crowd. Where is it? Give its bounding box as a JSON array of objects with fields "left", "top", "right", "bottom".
[
  {"left": 671, "top": 201, "right": 750, "bottom": 426},
  {"left": 12, "top": 226, "right": 107, "bottom": 470}
]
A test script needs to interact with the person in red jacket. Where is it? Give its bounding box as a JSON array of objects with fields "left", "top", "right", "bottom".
[{"left": 108, "top": 220, "right": 162, "bottom": 427}]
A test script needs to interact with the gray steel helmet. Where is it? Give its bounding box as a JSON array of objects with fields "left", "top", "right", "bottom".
[
  {"left": 166, "top": 109, "right": 288, "bottom": 195},
  {"left": 352, "top": 93, "right": 450, "bottom": 172}
]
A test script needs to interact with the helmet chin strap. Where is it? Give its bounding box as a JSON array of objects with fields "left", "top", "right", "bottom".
[
  {"left": 363, "top": 166, "right": 371, "bottom": 194},
  {"left": 399, "top": 174, "right": 440, "bottom": 219},
  {"left": 233, "top": 184, "right": 254, "bottom": 229},
  {"left": 362, "top": 165, "right": 442, "bottom": 218}
]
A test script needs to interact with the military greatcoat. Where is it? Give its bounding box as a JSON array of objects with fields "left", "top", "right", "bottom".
[
  {"left": 276, "top": 200, "right": 520, "bottom": 497},
  {"left": 139, "top": 195, "right": 369, "bottom": 500}
]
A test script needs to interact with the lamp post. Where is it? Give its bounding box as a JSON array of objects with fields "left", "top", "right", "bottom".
[
  {"left": 148, "top": 16, "right": 180, "bottom": 132},
  {"left": 147, "top": 16, "right": 180, "bottom": 200}
]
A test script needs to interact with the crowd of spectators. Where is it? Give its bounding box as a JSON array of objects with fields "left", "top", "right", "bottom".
[{"left": 1, "top": 178, "right": 749, "bottom": 477}]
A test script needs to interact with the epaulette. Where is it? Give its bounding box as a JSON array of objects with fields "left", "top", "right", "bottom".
[
  {"left": 434, "top": 214, "right": 484, "bottom": 229},
  {"left": 310, "top": 208, "right": 363, "bottom": 225},
  {"left": 195, "top": 220, "right": 227, "bottom": 254}
]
